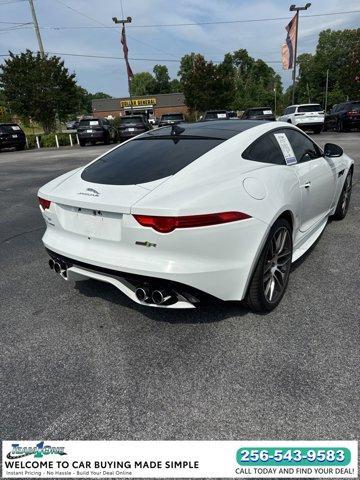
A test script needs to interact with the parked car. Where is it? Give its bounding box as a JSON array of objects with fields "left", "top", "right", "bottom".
[
  {"left": 0, "top": 123, "right": 26, "bottom": 151},
  {"left": 158, "top": 113, "right": 185, "bottom": 127},
  {"left": 38, "top": 120, "right": 353, "bottom": 312},
  {"left": 118, "top": 115, "right": 151, "bottom": 142},
  {"left": 148, "top": 116, "right": 158, "bottom": 126},
  {"left": 242, "top": 107, "right": 275, "bottom": 121},
  {"left": 227, "top": 110, "right": 238, "bottom": 119},
  {"left": 324, "top": 100, "right": 360, "bottom": 132},
  {"left": 278, "top": 104, "right": 324, "bottom": 133},
  {"left": 77, "top": 118, "right": 117, "bottom": 146},
  {"left": 200, "top": 110, "right": 229, "bottom": 121},
  {"left": 66, "top": 120, "right": 79, "bottom": 130}
]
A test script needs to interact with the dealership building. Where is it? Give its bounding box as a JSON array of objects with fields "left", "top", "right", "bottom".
[{"left": 92, "top": 93, "right": 188, "bottom": 119}]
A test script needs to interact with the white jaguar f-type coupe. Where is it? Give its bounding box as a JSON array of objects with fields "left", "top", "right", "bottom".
[{"left": 38, "top": 120, "right": 353, "bottom": 312}]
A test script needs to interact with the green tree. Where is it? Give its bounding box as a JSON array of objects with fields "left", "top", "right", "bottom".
[
  {"left": 169, "top": 78, "right": 182, "bottom": 92},
  {"left": 296, "top": 28, "right": 360, "bottom": 108},
  {"left": 131, "top": 72, "right": 156, "bottom": 96},
  {"left": 0, "top": 50, "right": 80, "bottom": 132},
  {"left": 153, "top": 64, "right": 171, "bottom": 93},
  {"left": 76, "top": 88, "right": 112, "bottom": 114}
]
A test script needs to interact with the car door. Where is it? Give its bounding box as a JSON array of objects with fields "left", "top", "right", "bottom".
[{"left": 283, "top": 129, "right": 335, "bottom": 232}]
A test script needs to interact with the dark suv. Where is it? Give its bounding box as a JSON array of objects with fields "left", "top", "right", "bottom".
[
  {"left": 200, "top": 110, "right": 229, "bottom": 121},
  {"left": 324, "top": 100, "right": 360, "bottom": 132},
  {"left": 0, "top": 123, "right": 26, "bottom": 151},
  {"left": 158, "top": 113, "right": 185, "bottom": 127},
  {"left": 118, "top": 115, "right": 151, "bottom": 141},
  {"left": 241, "top": 107, "right": 275, "bottom": 121},
  {"left": 77, "top": 118, "right": 117, "bottom": 146}
]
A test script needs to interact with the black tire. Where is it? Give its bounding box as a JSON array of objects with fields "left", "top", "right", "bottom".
[
  {"left": 313, "top": 127, "right": 322, "bottom": 134},
  {"left": 246, "top": 218, "right": 293, "bottom": 312},
  {"left": 332, "top": 170, "right": 352, "bottom": 220},
  {"left": 15, "top": 144, "right": 26, "bottom": 151},
  {"left": 104, "top": 134, "right": 110, "bottom": 145},
  {"left": 336, "top": 119, "right": 346, "bottom": 133},
  {"left": 79, "top": 140, "right": 86, "bottom": 147}
]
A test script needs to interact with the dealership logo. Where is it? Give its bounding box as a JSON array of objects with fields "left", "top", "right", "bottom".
[
  {"left": 7, "top": 441, "right": 66, "bottom": 459},
  {"left": 78, "top": 188, "right": 100, "bottom": 197}
]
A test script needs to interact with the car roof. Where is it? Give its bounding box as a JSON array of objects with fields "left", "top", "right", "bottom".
[
  {"left": 145, "top": 120, "right": 267, "bottom": 140},
  {"left": 289, "top": 103, "right": 321, "bottom": 107},
  {"left": 247, "top": 107, "right": 271, "bottom": 110}
]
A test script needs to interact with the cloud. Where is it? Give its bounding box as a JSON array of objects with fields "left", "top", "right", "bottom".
[{"left": 0, "top": 0, "right": 359, "bottom": 95}]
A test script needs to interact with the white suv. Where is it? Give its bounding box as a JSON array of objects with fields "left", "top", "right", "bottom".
[{"left": 278, "top": 103, "right": 324, "bottom": 133}]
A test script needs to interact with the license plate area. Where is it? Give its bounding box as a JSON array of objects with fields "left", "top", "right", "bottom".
[{"left": 56, "top": 204, "right": 122, "bottom": 241}]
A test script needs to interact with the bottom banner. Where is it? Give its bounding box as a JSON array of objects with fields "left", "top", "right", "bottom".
[{"left": 2, "top": 440, "right": 358, "bottom": 478}]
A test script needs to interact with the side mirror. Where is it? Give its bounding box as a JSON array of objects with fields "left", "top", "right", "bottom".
[{"left": 324, "top": 143, "right": 343, "bottom": 157}]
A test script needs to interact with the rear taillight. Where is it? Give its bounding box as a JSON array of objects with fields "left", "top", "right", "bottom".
[
  {"left": 38, "top": 197, "right": 51, "bottom": 210},
  {"left": 347, "top": 111, "right": 359, "bottom": 117},
  {"left": 133, "top": 211, "right": 251, "bottom": 233}
]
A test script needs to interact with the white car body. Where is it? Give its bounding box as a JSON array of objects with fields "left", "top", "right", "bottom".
[
  {"left": 38, "top": 120, "right": 353, "bottom": 310},
  {"left": 278, "top": 104, "right": 325, "bottom": 132}
]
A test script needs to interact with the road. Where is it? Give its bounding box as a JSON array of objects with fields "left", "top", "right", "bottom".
[{"left": 0, "top": 133, "right": 359, "bottom": 449}]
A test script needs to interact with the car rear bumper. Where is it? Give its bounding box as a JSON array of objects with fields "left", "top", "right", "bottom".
[
  {"left": 295, "top": 121, "right": 324, "bottom": 129},
  {"left": 78, "top": 132, "right": 105, "bottom": 140},
  {"left": 0, "top": 137, "right": 26, "bottom": 148},
  {"left": 41, "top": 216, "right": 268, "bottom": 305}
]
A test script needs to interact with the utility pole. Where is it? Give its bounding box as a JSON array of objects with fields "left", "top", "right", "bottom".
[
  {"left": 324, "top": 69, "right": 329, "bottom": 113},
  {"left": 28, "top": 0, "right": 45, "bottom": 58},
  {"left": 290, "top": 3, "right": 311, "bottom": 104},
  {"left": 112, "top": 15, "right": 133, "bottom": 114},
  {"left": 274, "top": 84, "right": 277, "bottom": 115}
]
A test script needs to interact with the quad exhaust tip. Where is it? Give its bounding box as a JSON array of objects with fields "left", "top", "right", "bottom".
[
  {"left": 152, "top": 289, "right": 172, "bottom": 305},
  {"left": 135, "top": 286, "right": 175, "bottom": 305},
  {"left": 135, "top": 287, "right": 150, "bottom": 302}
]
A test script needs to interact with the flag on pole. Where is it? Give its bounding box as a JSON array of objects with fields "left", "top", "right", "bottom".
[
  {"left": 281, "top": 14, "right": 297, "bottom": 70},
  {"left": 121, "top": 24, "right": 134, "bottom": 80}
]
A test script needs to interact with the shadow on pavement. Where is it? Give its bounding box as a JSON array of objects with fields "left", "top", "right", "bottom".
[{"left": 75, "top": 279, "right": 250, "bottom": 324}]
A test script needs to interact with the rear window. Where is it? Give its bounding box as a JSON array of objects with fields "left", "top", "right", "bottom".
[
  {"left": 81, "top": 137, "right": 223, "bottom": 185},
  {"left": 121, "top": 116, "right": 144, "bottom": 124},
  {"left": 297, "top": 105, "right": 322, "bottom": 112},
  {"left": 0, "top": 124, "right": 23, "bottom": 134},
  {"left": 350, "top": 101, "right": 360, "bottom": 111},
  {"left": 161, "top": 114, "right": 184, "bottom": 120},
  {"left": 205, "top": 112, "right": 227, "bottom": 119},
  {"left": 79, "top": 119, "right": 100, "bottom": 126},
  {"left": 248, "top": 109, "right": 272, "bottom": 116}
]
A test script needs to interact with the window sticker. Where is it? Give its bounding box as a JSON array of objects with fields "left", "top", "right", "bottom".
[
  {"left": 263, "top": 110, "right": 272, "bottom": 114},
  {"left": 89, "top": 120, "right": 99, "bottom": 126},
  {"left": 217, "top": 113, "right": 227, "bottom": 118},
  {"left": 12, "top": 126, "right": 21, "bottom": 131},
  {"left": 274, "top": 132, "right": 297, "bottom": 165}
]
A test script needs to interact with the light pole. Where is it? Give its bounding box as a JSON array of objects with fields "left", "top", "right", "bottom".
[
  {"left": 112, "top": 15, "right": 133, "bottom": 114},
  {"left": 289, "top": 3, "right": 311, "bottom": 104},
  {"left": 324, "top": 69, "right": 329, "bottom": 114},
  {"left": 28, "top": 0, "right": 45, "bottom": 58}
]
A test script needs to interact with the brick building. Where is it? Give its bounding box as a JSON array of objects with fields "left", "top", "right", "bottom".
[{"left": 92, "top": 93, "right": 188, "bottom": 120}]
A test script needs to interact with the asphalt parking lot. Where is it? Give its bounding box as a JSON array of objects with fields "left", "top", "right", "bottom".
[{"left": 0, "top": 133, "right": 359, "bottom": 449}]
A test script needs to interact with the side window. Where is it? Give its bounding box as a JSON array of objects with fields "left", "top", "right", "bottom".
[
  {"left": 289, "top": 106, "right": 296, "bottom": 114},
  {"left": 284, "top": 129, "right": 322, "bottom": 163},
  {"left": 284, "top": 107, "right": 290, "bottom": 115},
  {"left": 242, "top": 133, "right": 285, "bottom": 165}
]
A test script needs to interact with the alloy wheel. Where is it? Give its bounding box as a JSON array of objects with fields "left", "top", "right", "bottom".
[
  {"left": 341, "top": 172, "right": 352, "bottom": 215},
  {"left": 263, "top": 227, "right": 292, "bottom": 303}
]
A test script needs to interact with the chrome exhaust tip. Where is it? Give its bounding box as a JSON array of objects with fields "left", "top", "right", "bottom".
[
  {"left": 135, "top": 287, "right": 150, "bottom": 302},
  {"left": 54, "top": 262, "right": 61, "bottom": 274},
  {"left": 49, "top": 259, "right": 55, "bottom": 270},
  {"left": 152, "top": 289, "right": 172, "bottom": 305}
]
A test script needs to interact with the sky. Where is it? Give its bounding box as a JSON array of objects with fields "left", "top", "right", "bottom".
[{"left": 1, "top": 0, "right": 359, "bottom": 97}]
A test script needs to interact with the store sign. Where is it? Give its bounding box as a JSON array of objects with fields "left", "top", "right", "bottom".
[{"left": 120, "top": 98, "right": 157, "bottom": 108}]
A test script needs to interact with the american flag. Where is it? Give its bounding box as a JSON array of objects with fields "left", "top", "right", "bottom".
[
  {"left": 121, "top": 24, "right": 134, "bottom": 80},
  {"left": 281, "top": 14, "right": 297, "bottom": 70}
]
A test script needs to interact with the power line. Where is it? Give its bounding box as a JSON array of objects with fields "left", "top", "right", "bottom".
[
  {"left": 52, "top": 0, "right": 178, "bottom": 59},
  {"left": 0, "top": 50, "right": 283, "bottom": 64},
  {"left": 34, "top": 9, "right": 360, "bottom": 29}
]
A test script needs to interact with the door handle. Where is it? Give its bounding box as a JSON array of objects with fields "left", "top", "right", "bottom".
[{"left": 302, "top": 181, "right": 311, "bottom": 189}]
